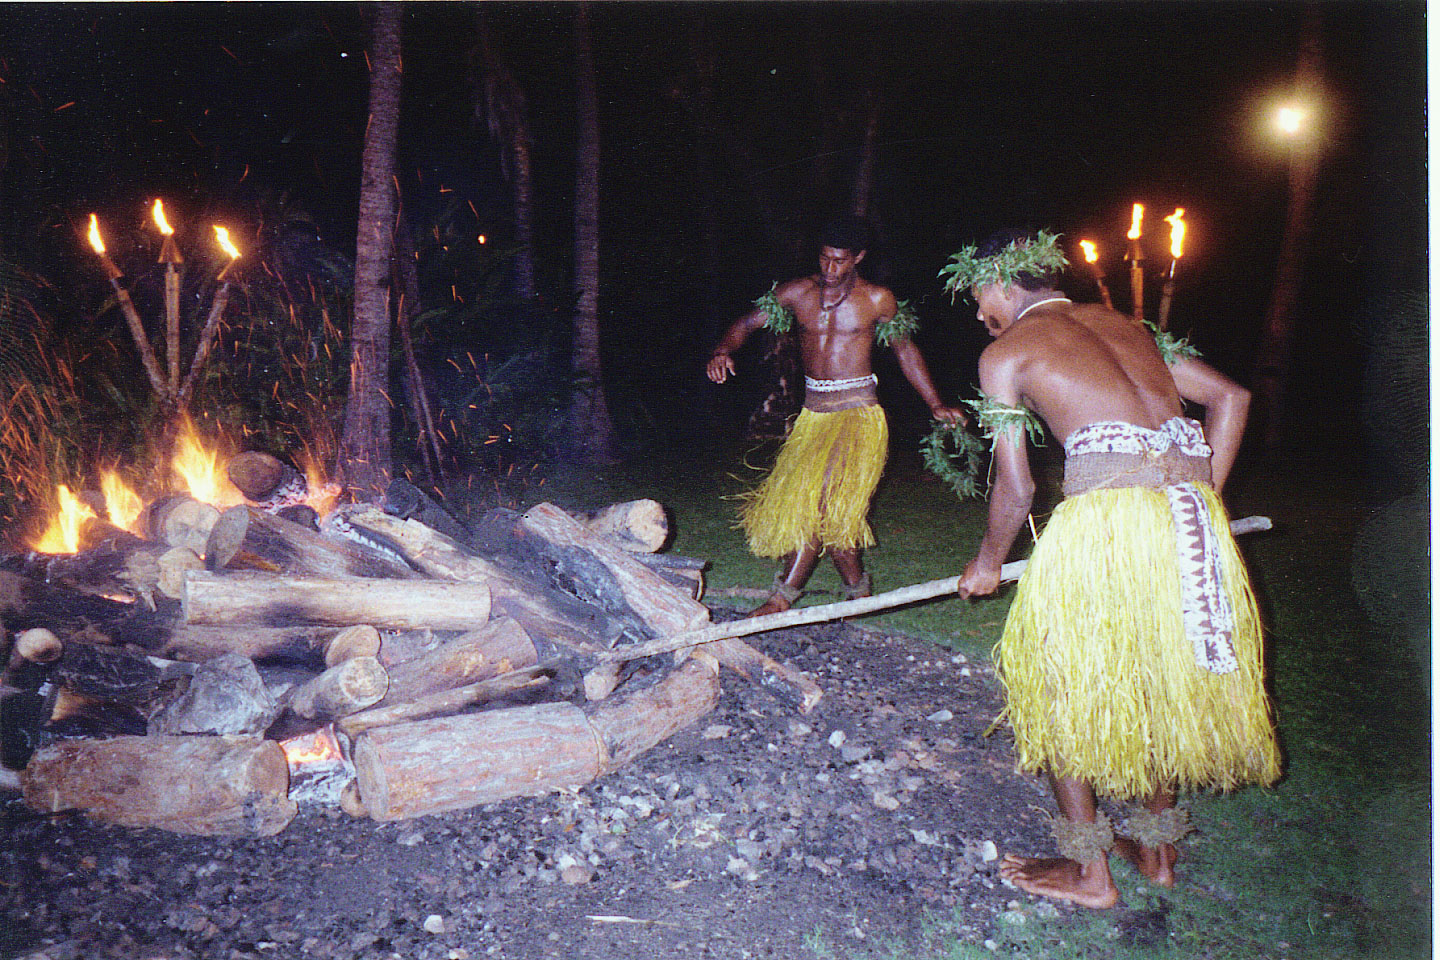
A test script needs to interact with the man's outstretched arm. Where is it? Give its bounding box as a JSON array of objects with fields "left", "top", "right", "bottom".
[
  {"left": 957, "top": 347, "right": 1036, "bottom": 596},
  {"left": 890, "top": 336, "right": 967, "bottom": 424},
  {"left": 707, "top": 308, "right": 768, "bottom": 384},
  {"left": 957, "top": 433, "right": 1035, "bottom": 597}
]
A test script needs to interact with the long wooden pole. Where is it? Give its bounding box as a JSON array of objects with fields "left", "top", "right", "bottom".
[{"left": 599, "top": 516, "right": 1272, "bottom": 663}]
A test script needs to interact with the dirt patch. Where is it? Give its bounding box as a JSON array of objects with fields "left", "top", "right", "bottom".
[{"left": 2, "top": 611, "right": 1074, "bottom": 960}]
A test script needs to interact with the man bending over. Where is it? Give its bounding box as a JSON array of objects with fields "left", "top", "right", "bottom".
[{"left": 949, "top": 229, "right": 1280, "bottom": 908}]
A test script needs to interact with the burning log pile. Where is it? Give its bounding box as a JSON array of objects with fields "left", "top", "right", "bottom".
[{"left": 0, "top": 454, "right": 821, "bottom": 838}]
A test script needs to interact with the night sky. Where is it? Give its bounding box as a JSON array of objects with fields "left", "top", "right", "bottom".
[{"left": 0, "top": 2, "right": 1427, "bottom": 451}]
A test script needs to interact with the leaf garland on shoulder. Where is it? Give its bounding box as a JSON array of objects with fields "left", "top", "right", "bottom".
[
  {"left": 920, "top": 418, "right": 987, "bottom": 500},
  {"left": 939, "top": 229, "right": 1069, "bottom": 301},
  {"left": 755, "top": 282, "right": 794, "bottom": 334},
  {"left": 875, "top": 299, "right": 920, "bottom": 347},
  {"left": 965, "top": 389, "right": 1046, "bottom": 446},
  {"left": 1142, "top": 319, "right": 1202, "bottom": 367}
]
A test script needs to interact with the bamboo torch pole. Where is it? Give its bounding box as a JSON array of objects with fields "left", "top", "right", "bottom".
[
  {"left": 153, "top": 199, "right": 183, "bottom": 395},
  {"left": 1156, "top": 208, "right": 1186, "bottom": 331},
  {"left": 86, "top": 214, "right": 170, "bottom": 400},
  {"left": 1125, "top": 202, "right": 1145, "bottom": 323}
]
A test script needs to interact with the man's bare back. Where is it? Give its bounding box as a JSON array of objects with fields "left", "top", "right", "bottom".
[{"left": 976, "top": 299, "right": 1183, "bottom": 444}]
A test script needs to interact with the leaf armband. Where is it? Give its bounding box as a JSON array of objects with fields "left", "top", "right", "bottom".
[
  {"left": 755, "top": 282, "right": 794, "bottom": 334},
  {"left": 1143, "top": 319, "right": 1202, "bottom": 367},
  {"left": 921, "top": 419, "right": 988, "bottom": 500},
  {"left": 875, "top": 299, "right": 920, "bottom": 347},
  {"left": 964, "top": 390, "right": 1046, "bottom": 446}
]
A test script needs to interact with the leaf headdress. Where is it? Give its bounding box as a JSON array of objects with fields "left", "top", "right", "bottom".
[{"left": 939, "top": 229, "right": 1069, "bottom": 301}]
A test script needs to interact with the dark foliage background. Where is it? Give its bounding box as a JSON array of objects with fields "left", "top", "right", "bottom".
[{"left": 0, "top": 2, "right": 1425, "bottom": 484}]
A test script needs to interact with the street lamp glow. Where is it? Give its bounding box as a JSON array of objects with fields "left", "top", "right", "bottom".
[{"left": 1275, "top": 105, "right": 1306, "bottom": 136}]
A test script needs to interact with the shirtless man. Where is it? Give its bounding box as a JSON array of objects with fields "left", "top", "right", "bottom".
[
  {"left": 708, "top": 216, "right": 964, "bottom": 616},
  {"left": 950, "top": 229, "right": 1280, "bottom": 908}
]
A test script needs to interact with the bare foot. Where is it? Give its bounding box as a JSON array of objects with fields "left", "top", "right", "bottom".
[
  {"left": 746, "top": 595, "right": 792, "bottom": 618},
  {"left": 1112, "top": 836, "right": 1177, "bottom": 888},
  {"left": 999, "top": 853, "right": 1119, "bottom": 909}
]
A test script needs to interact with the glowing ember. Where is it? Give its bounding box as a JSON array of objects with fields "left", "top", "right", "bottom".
[
  {"left": 87, "top": 213, "right": 106, "bottom": 254},
  {"left": 1164, "top": 208, "right": 1186, "bottom": 259},
  {"left": 99, "top": 469, "right": 147, "bottom": 535},
  {"left": 151, "top": 199, "right": 175, "bottom": 236},
  {"left": 1127, "top": 203, "right": 1144, "bottom": 241},
  {"left": 213, "top": 225, "right": 241, "bottom": 260},
  {"left": 1079, "top": 239, "right": 1099, "bottom": 263},
  {"left": 32, "top": 484, "right": 97, "bottom": 554},
  {"left": 171, "top": 419, "right": 245, "bottom": 509},
  {"left": 281, "top": 726, "right": 345, "bottom": 768}
]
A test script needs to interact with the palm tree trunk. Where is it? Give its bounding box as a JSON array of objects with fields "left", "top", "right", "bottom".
[
  {"left": 849, "top": 91, "right": 880, "bottom": 220},
  {"left": 337, "top": 1, "right": 403, "bottom": 496},
  {"left": 473, "top": 11, "right": 538, "bottom": 301},
  {"left": 568, "top": 3, "right": 614, "bottom": 461},
  {"left": 1252, "top": 8, "right": 1324, "bottom": 448}
]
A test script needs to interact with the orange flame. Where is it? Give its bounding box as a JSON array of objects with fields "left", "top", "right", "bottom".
[
  {"left": 213, "top": 225, "right": 241, "bottom": 260},
  {"left": 87, "top": 214, "right": 106, "bottom": 255},
  {"left": 281, "top": 726, "right": 344, "bottom": 768},
  {"left": 1079, "top": 240, "right": 1099, "bottom": 264},
  {"left": 296, "top": 450, "right": 341, "bottom": 516},
  {"left": 171, "top": 419, "right": 245, "bottom": 508},
  {"left": 1164, "top": 208, "right": 1186, "bottom": 259},
  {"left": 99, "top": 469, "right": 147, "bottom": 536},
  {"left": 1127, "top": 203, "right": 1144, "bottom": 240},
  {"left": 151, "top": 199, "right": 174, "bottom": 236},
  {"left": 32, "top": 484, "right": 97, "bottom": 554}
]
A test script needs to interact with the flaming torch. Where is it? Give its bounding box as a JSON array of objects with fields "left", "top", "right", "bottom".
[
  {"left": 178, "top": 226, "right": 242, "bottom": 407},
  {"left": 1157, "top": 208, "right": 1186, "bottom": 331},
  {"left": 1079, "top": 240, "right": 1113, "bottom": 309},
  {"left": 1124, "top": 203, "right": 1145, "bottom": 323},
  {"left": 153, "top": 199, "right": 183, "bottom": 394},
  {"left": 87, "top": 213, "right": 170, "bottom": 399}
]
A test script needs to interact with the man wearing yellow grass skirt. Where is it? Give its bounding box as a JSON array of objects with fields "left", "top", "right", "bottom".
[
  {"left": 947, "top": 229, "right": 1281, "bottom": 910},
  {"left": 707, "top": 216, "right": 965, "bottom": 617}
]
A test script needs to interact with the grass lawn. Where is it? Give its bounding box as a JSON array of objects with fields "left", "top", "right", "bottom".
[{"left": 537, "top": 438, "right": 1430, "bottom": 960}]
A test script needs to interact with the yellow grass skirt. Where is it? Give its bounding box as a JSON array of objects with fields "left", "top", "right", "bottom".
[
  {"left": 740, "top": 405, "right": 888, "bottom": 558},
  {"left": 996, "top": 485, "right": 1281, "bottom": 799}
]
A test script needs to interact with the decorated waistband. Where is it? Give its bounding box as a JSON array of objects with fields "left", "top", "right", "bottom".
[
  {"left": 1063, "top": 417, "right": 1212, "bottom": 458},
  {"left": 805, "top": 374, "right": 878, "bottom": 392},
  {"left": 803, "top": 375, "right": 879, "bottom": 413}
]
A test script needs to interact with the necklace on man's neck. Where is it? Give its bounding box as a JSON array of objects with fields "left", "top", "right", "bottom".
[
  {"left": 1014, "top": 296, "right": 1071, "bottom": 322},
  {"left": 818, "top": 277, "right": 855, "bottom": 317}
]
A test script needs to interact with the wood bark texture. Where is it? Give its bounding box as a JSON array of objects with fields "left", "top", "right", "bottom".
[
  {"left": 205, "top": 505, "right": 415, "bottom": 580},
  {"left": 337, "top": 661, "right": 556, "bottom": 737},
  {"left": 337, "top": 0, "right": 403, "bottom": 494},
  {"left": 21, "top": 735, "right": 297, "bottom": 836},
  {"left": 378, "top": 618, "right": 536, "bottom": 706},
  {"left": 352, "top": 701, "right": 604, "bottom": 821},
  {"left": 182, "top": 571, "right": 491, "bottom": 632}
]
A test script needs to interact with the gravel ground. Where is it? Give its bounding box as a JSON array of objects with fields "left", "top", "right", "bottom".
[{"left": 2, "top": 612, "right": 1077, "bottom": 960}]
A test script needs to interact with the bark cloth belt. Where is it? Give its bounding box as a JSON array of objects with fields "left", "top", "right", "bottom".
[
  {"left": 803, "top": 374, "right": 879, "bottom": 413},
  {"left": 1062, "top": 418, "right": 1238, "bottom": 675}
]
